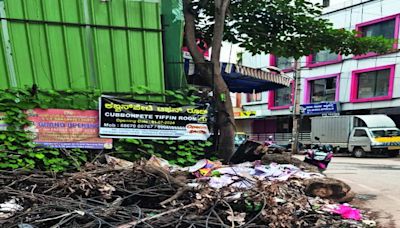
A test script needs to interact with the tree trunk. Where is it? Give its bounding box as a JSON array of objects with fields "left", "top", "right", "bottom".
[
  {"left": 214, "top": 72, "right": 235, "bottom": 161},
  {"left": 210, "top": 0, "right": 235, "bottom": 161},
  {"left": 183, "top": 0, "right": 235, "bottom": 161}
]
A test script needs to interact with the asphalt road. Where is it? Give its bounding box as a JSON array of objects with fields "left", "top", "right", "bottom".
[{"left": 324, "top": 156, "right": 400, "bottom": 228}]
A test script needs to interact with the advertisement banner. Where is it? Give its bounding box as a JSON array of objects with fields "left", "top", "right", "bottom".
[
  {"left": 27, "top": 109, "right": 112, "bottom": 149},
  {"left": 99, "top": 96, "right": 210, "bottom": 140},
  {"left": 0, "top": 112, "right": 7, "bottom": 131}
]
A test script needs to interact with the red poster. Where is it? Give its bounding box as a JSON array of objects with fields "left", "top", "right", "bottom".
[{"left": 26, "top": 109, "right": 112, "bottom": 149}]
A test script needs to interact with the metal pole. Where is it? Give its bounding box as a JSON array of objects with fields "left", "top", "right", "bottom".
[{"left": 291, "top": 59, "right": 301, "bottom": 154}]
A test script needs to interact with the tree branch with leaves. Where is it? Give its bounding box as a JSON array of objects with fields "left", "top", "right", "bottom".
[{"left": 183, "top": 0, "right": 393, "bottom": 161}]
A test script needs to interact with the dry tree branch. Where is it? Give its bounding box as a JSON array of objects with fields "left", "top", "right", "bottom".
[
  {"left": 143, "top": 163, "right": 196, "bottom": 206},
  {"left": 221, "top": 200, "right": 236, "bottom": 228},
  {"left": 116, "top": 203, "right": 197, "bottom": 228}
]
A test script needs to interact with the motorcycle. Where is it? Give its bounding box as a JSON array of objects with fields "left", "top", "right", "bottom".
[
  {"left": 264, "top": 136, "right": 286, "bottom": 153},
  {"left": 304, "top": 137, "right": 334, "bottom": 171}
]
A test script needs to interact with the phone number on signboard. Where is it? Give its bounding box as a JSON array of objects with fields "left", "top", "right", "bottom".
[{"left": 119, "top": 124, "right": 154, "bottom": 129}]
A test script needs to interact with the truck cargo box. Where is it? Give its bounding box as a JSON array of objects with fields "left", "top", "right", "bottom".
[{"left": 311, "top": 116, "right": 353, "bottom": 144}]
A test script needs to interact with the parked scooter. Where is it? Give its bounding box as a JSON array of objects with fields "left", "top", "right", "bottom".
[
  {"left": 304, "top": 137, "right": 334, "bottom": 171},
  {"left": 264, "top": 136, "right": 286, "bottom": 153}
]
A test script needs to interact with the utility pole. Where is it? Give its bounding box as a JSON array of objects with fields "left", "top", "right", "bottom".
[{"left": 291, "top": 59, "right": 301, "bottom": 154}]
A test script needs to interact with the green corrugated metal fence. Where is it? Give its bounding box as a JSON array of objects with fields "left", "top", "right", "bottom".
[
  {"left": 0, "top": 0, "right": 165, "bottom": 96},
  {"left": 162, "top": 0, "right": 186, "bottom": 90}
]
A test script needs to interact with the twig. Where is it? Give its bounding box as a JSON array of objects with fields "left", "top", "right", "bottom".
[
  {"left": 212, "top": 208, "right": 230, "bottom": 227},
  {"left": 160, "top": 187, "right": 189, "bottom": 206},
  {"left": 91, "top": 149, "right": 105, "bottom": 163},
  {"left": 174, "top": 213, "right": 186, "bottom": 228},
  {"left": 62, "top": 167, "right": 125, "bottom": 176},
  {"left": 143, "top": 164, "right": 187, "bottom": 188},
  {"left": 30, "top": 184, "right": 37, "bottom": 197},
  {"left": 85, "top": 211, "right": 117, "bottom": 227},
  {"left": 143, "top": 163, "right": 197, "bottom": 206},
  {"left": 221, "top": 200, "right": 235, "bottom": 228},
  {"left": 50, "top": 214, "right": 78, "bottom": 228},
  {"left": 61, "top": 149, "right": 82, "bottom": 170},
  {"left": 34, "top": 211, "right": 75, "bottom": 223},
  {"left": 116, "top": 203, "right": 197, "bottom": 228},
  {"left": 6, "top": 175, "right": 31, "bottom": 187},
  {"left": 43, "top": 183, "right": 60, "bottom": 194},
  {"left": 206, "top": 200, "right": 219, "bottom": 228},
  {"left": 2, "top": 187, "right": 95, "bottom": 208}
]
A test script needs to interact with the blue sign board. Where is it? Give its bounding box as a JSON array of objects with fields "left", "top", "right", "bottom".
[{"left": 300, "top": 102, "right": 340, "bottom": 116}]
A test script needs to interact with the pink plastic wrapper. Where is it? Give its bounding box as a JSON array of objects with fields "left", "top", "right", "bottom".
[{"left": 333, "top": 204, "right": 362, "bottom": 221}]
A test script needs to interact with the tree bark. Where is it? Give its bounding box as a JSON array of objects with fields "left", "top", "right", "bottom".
[
  {"left": 214, "top": 74, "right": 236, "bottom": 161},
  {"left": 183, "top": 0, "right": 235, "bottom": 161}
]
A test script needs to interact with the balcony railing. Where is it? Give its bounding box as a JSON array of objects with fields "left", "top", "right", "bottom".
[{"left": 248, "top": 132, "right": 311, "bottom": 145}]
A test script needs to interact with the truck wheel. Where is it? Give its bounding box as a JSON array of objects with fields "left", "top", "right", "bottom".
[{"left": 353, "top": 148, "right": 365, "bottom": 158}]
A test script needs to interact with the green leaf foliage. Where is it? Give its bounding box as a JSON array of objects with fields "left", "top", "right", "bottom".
[
  {"left": 193, "top": 0, "right": 393, "bottom": 59},
  {"left": 0, "top": 86, "right": 208, "bottom": 171},
  {"left": 115, "top": 138, "right": 215, "bottom": 166},
  {"left": 0, "top": 88, "right": 93, "bottom": 172}
]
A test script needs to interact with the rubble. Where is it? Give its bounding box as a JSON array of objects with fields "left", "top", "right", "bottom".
[
  {"left": 0, "top": 156, "right": 375, "bottom": 227},
  {"left": 305, "top": 177, "right": 356, "bottom": 203}
]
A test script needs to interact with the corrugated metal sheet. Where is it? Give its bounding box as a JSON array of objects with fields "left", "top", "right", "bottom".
[
  {"left": 162, "top": 0, "right": 186, "bottom": 90},
  {"left": 0, "top": 0, "right": 164, "bottom": 98}
]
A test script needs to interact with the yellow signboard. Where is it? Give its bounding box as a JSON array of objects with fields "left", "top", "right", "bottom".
[{"left": 234, "top": 110, "right": 257, "bottom": 118}]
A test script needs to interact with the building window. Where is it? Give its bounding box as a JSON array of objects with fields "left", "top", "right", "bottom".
[
  {"left": 306, "top": 50, "right": 341, "bottom": 68},
  {"left": 361, "top": 19, "right": 396, "bottom": 39},
  {"left": 246, "top": 93, "right": 262, "bottom": 103},
  {"left": 270, "top": 55, "right": 294, "bottom": 72},
  {"left": 355, "top": 14, "right": 400, "bottom": 58},
  {"left": 350, "top": 65, "right": 395, "bottom": 103},
  {"left": 268, "top": 84, "right": 293, "bottom": 110},
  {"left": 305, "top": 75, "right": 339, "bottom": 103},
  {"left": 358, "top": 70, "right": 390, "bottom": 98},
  {"left": 310, "top": 78, "right": 336, "bottom": 102},
  {"left": 275, "top": 87, "right": 292, "bottom": 106}
]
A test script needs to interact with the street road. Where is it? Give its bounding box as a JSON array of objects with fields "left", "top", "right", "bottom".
[{"left": 325, "top": 156, "right": 400, "bottom": 228}]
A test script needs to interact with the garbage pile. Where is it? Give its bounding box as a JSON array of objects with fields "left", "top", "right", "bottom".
[{"left": 0, "top": 156, "right": 375, "bottom": 227}]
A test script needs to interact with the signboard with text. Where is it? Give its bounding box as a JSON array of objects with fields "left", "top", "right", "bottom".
[
  {"left": 300, "top": 102, "right": 340, "bottom": 116},
  {"left": 99, "top": 96, "right": 210, "bottom": 140},
  {"left": 27, "top": 109, "right": 112, "bottom": 149},
  {"left": 234, "top": 110, "right": 257, "bottom": 118}
]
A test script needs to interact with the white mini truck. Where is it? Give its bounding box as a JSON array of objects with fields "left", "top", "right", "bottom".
[{"left": 311, "top": 115, "right": 400, "bottom": 158}]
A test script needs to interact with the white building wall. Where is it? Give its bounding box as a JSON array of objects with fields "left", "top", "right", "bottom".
[{"left": 240, "top": 0, "right": 400, "bottom": 120}]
